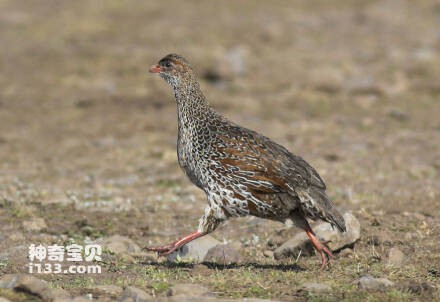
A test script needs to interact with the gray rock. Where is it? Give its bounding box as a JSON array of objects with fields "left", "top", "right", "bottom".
[
  {"left": 240, "top": 299, "right": 282, "bottom": 302},
  {"left": 0, "top": 274, "right": 53, "bottom": 301},
  {"left": 398, "top": 281, "right": 436, "bottom": 295},
  {"left": 165, "top": 297, "right": 218, "bottom": 302},
  {"left": 0, "top": 274, "right": 18, "bottom": 289},
  {"left": 204, "top": 244, "right": 241, "bottom": 265},
  {"left": 387, "top": 247, "right": 404, "bottom": 267},
  {"left": 170, "top": 283, "right": 211, "bottom": 297},
  {"left": 166, "top": 235, "right": 221, "bottom": 263},
  {"left": 301, "top": 282, "right": 331, "bottom": 293},
  {"left": 273, "top": 231, "right": 314, "bottom": 259},
  {"left": 358, "top": 275, "right": 394, "bottom": 290},
  {"left": 338, "top": 248, "right": 354, "bottom": 257},
  {"left": 93, "top": 284, "right": 123, "bottom": 296},
  {"left": 51, "top": 287, "right": 71, "bottom": 302},
  {"left": 274, "top": 212, "right": 360, "bottom": 260},
  {"left": 72, "top": 297, "right": 94, "bottom": 302},
  {"left": 98, "top": 235, "right": 141, "bottom": 255},
  {"left": 22, "top": 217, "right": 47, "bottom": 232},
  {"left": 263, "top": 250, "right": 274, "bottom": 258},
  {"left": 119, "top": 286, "right": 153, "bottom": 302},
  {"left": 0, "top": 298, "right": 12, "bottom": 302}
]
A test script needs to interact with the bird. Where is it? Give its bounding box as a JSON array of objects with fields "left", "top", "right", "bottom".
[{"left": 145, "top": 54, "right": 346, "bottom": 268}]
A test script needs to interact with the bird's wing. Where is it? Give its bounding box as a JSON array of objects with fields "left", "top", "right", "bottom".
[
  {"left": 213, "top": 124, "right": 326, "bottom": 193},
  {"left": 212, "top": 124, "right": 345, "bottom": 232}
]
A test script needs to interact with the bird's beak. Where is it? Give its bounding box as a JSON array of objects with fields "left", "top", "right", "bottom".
[{"left": 149, "top": 64, "right": 163, "bottom": 73}]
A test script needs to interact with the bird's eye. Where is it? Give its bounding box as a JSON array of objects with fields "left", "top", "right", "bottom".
[{"left": 164, "top": 61, "right": 172, "bottom": 68}]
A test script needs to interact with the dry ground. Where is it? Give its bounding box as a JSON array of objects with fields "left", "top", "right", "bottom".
[{"left": 0, "top": 0, "right": 439, "bottom": 301}]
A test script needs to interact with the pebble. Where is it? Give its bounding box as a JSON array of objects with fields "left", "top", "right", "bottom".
[
  {"left": 301, "top": 282, "right": 331, "bottom": 293},
  {"left": 204, "top": 243, "right": 241, "bottom": 265},
  {"left": 263, "top": 250, "right": 274, "bottom": 258},
  {"left": 358, "top": 275, "right": 394, "bottom": 290},
  {"left": 274, "top": 212, "right": 360, "bottom": 260},
  {"left": 0, "top": 274, "right": 53, "bottom": 301},
  {"left": 93, "top": 284, "right": 123, "bottom": 297},
  {"left": 338, "top": 248, "right": 354, "bottom": 257},
  {"left": 166, "top": 235, "right": 220, "bottom": 263},
  {"left": 170, "top": 283, "right": 212, "bottom": 297},
  {"left": 119, "top": 286, "right": 152, "bottom": 302},
  {"left": 51, "top": 288, "right": 71, "bottom": 302},
  {"left": 398, "top": 281, "right": 436, "bottom": 295},
  {"left": 97, "top": 235, "right": 141, "bottom": 255}
]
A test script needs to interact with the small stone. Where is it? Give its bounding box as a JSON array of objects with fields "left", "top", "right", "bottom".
[
  {"left": 0, "top": 274, "right": 53, "bottom": 301},
  {"left": 119, "top": 286, "right": 152, "bottom": 302},
  {"left": 22, "top": 217, "right": 47, "bottom": 232},
  {"left": 0, "top": 274, "right": 18, "bottom": 289},
  {"left": 169, "top": 283, "right": 211, "bottom": 297},
  {"left": 267, "top": 234, "right": 286, "bottom": 249},
  {"left": 51, "top": 288, "right": 71, "bottom": 302},
  {"left": 338, "top": 248, "right": 353, "bottom": 257},
  {"left": 119, "top": 253, "right": 136, "bottom": 263},
  {"left": 398, "top": 281, "right": 436, "bottom": 295},
  {"left": 301, "top": 282, "right": 331, "bottom": 293},
  {"left": 130, "top": 252, "right": 156, "bottom": 263},
  {"left": 274, "top": 212, "right": 360, "bottom": 260},
  {"left": 358, "top": 275, "right": 394, "bottom": 290},
  {"left": 72, "top": 297, "right": 94, "bottom": 302},
  {"left": 166, "top": 235, "right": 221, "bottom": 263},
  {"left": 315, "top": 212, "right": 361, "bottom": 251},
  {"left": 166, "top": 297, "right": 218, "bottom": 302},
  {"left": 97, "top": 235, "right": 141, "bottom": 255},
  {"left": 273, "top": 232, "right": 314, "bottom": 260},
  {"left": 93, "top": 284, "right": 123, "bottom": 296},
  {"left": 263, "top": 250, "right": 274, "bottom": 258},
  {"left": 387, "top": 247, "right": 404, "bottom": 267},
  {"left": 204, "top": 243, "right": 241, "bottom": 265},
  {"left": 192, "top": 264, "right": 210, "bottom": 274}
]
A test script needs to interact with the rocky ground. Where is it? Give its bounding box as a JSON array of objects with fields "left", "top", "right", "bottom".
[{"left": 0, "top": 0, "right": 439, "bottom": 301}]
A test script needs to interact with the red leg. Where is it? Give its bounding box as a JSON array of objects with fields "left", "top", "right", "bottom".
[
  {"left": 304, "top": 226, "right": 334, "bottom": 269},
  {"left": 144, "top": 231, "right": 204, "bottom": 256}
]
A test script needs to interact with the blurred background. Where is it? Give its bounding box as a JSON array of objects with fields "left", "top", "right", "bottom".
[{"left": 0, "top": 0, "right": 439, "bottom": 300}]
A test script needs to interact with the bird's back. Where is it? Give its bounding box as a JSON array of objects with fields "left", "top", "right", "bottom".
[{"left": 179, "top": 113, "right": 345, "bottom": 232}]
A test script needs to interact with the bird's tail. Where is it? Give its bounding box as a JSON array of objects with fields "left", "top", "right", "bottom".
[{"left": 310, "top": 189, "right": 346, "bottom": 233}]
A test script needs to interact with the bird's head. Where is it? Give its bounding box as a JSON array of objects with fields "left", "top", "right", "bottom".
[{"left": 149, "top": 54, "right": 195, "bottom": 88}]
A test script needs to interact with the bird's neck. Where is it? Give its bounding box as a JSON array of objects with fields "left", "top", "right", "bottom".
[{"left": 172, "top": 80, "right": 212, "bottom": 123}]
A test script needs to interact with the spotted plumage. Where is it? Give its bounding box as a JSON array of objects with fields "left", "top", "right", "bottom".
[{"left": 146, "top": 54, "right": 346, "bottom": 268}]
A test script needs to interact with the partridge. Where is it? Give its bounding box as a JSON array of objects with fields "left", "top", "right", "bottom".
[{"left": 146, "top": 54, "right": 346, "bottom": 268}]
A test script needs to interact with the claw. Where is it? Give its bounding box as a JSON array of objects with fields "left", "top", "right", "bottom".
[
  {"left": 143, "top": 231, "right": 203, "bottom": 258},
  {"left": 144, "top": 242, "right": 176, "bottom": 253},
  {"left": 304, "top": 224, "right": 335, "bottom": 269}
]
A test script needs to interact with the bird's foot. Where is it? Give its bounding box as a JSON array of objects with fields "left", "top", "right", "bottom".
[
  {"left": 144, "top": 231, "right": 203, "bottom": 257},
  {"left": 304, "top": 227, "right": 335, "bottom": 270},
  {"left": 318, "top": 244, "right": 334, "bottom": 270},
  {"left": 144, "top": 241, "right": 180, "bottom": 256}
]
